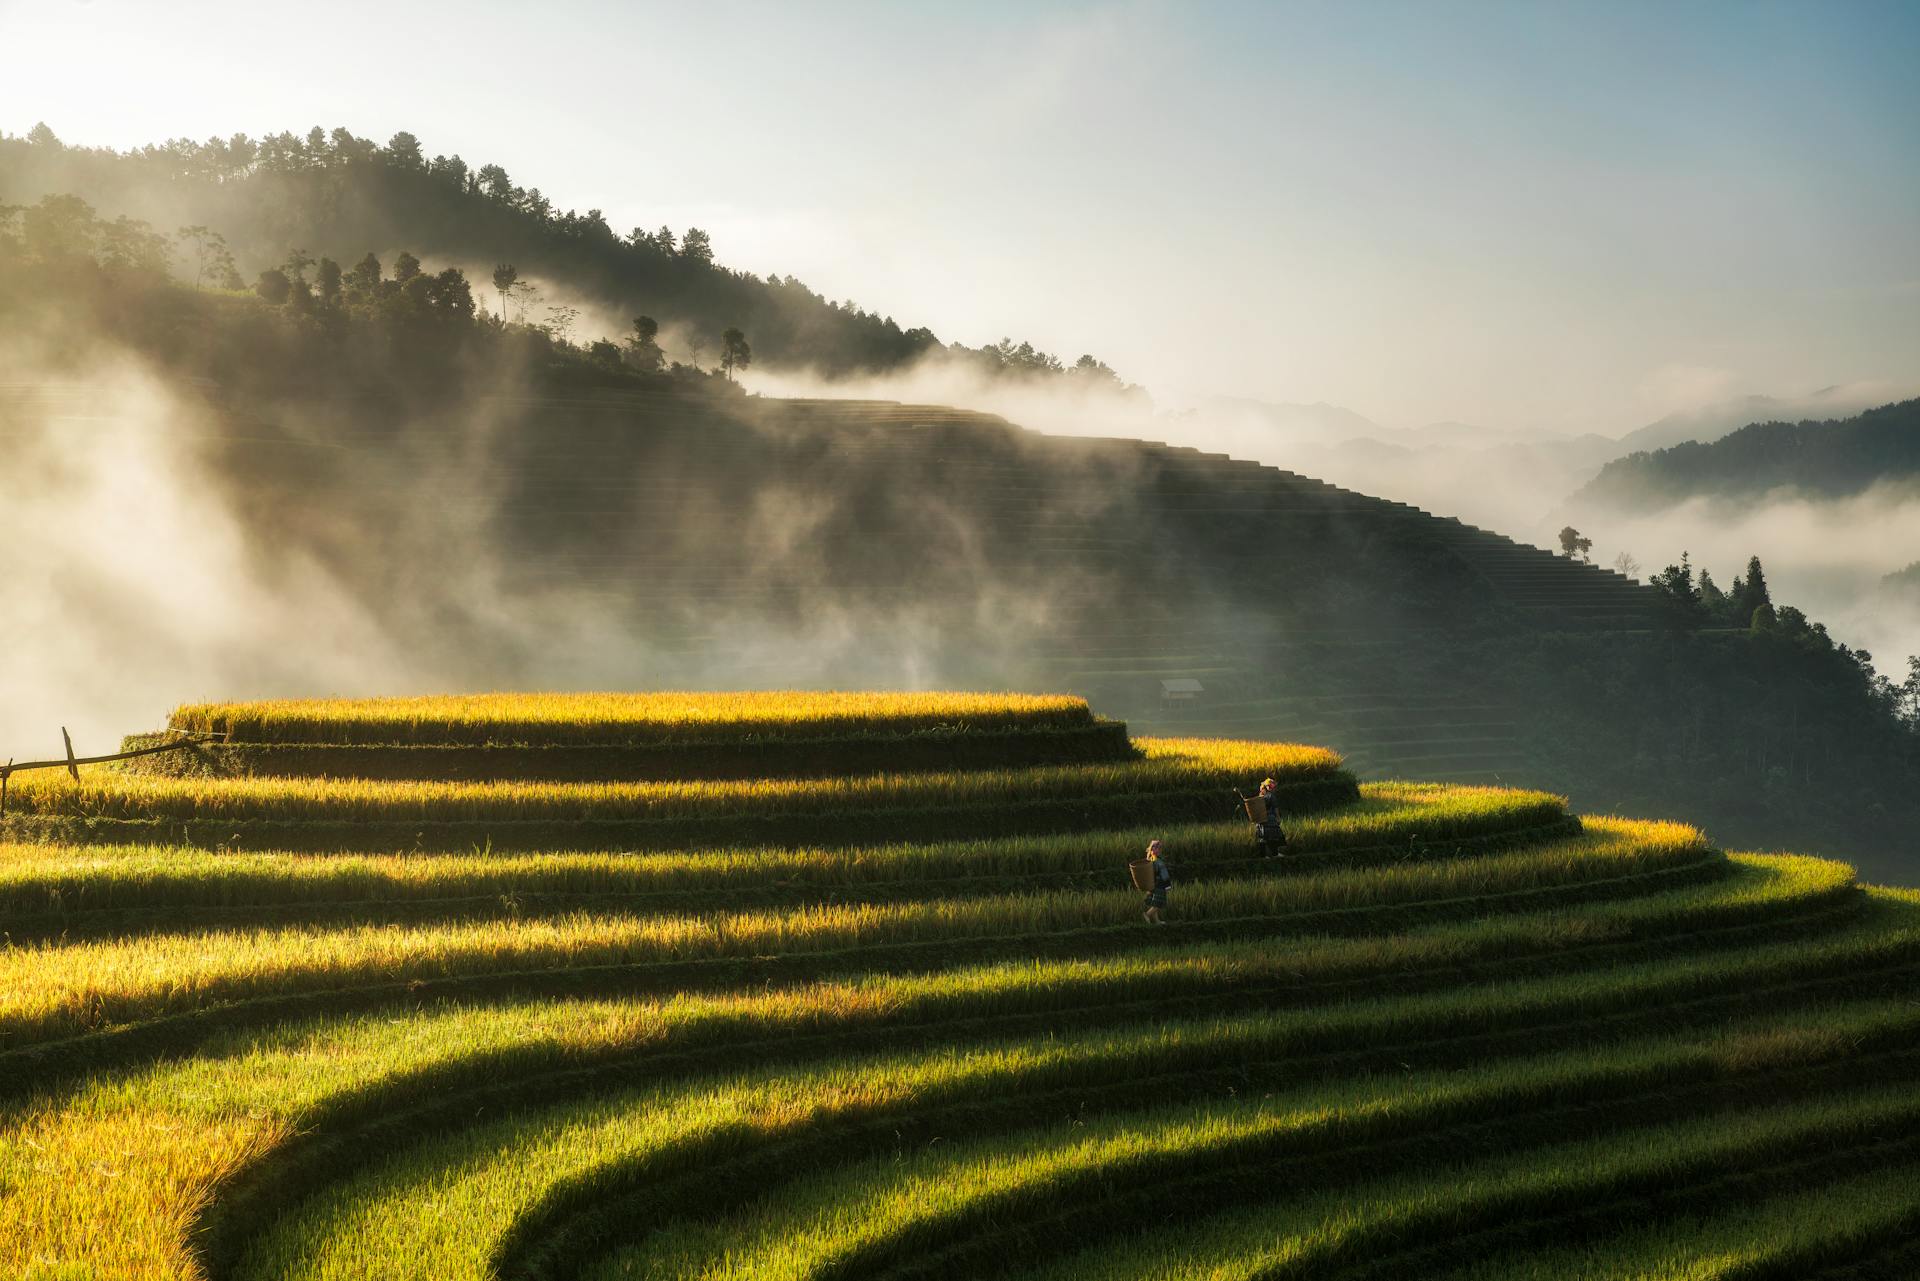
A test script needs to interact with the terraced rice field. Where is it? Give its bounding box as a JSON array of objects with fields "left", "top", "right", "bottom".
[{"left": 2, "top": 691, "right": 1914, "bottom": 1280}]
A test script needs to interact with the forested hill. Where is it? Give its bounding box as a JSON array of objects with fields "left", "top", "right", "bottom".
[
  {"left": 0, "top": 122, "right": 1133, "bottom": 389},
  {"left": 1572, "top": 398, "right": 1920, "bottom": 512}
]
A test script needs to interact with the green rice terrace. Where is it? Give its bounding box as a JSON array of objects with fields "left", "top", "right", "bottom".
[{"left": 3, "top": 690, "right": 1917, "bottom": 1280}]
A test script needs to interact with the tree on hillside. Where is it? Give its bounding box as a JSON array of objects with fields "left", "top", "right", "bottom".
[
  {"left": 491, "top": 264, "right": 518, "bottom": 322},
  {"left": 385, "top": 131, "right": 424, "bottom": 170},
  {"left": 1889, "top": 660, "right": 1920, "bottom": 729},
  {"left": 346, "top": 253, "right": 383, "bottom": 304},
  {"left": 681, "top": 228, "right": 713, "bottom": 265},
  {"left": 1649, "top": 551, "right": 1704, "bottom": 627},
  {"left": 177, "top": 225, "right": 238, "bottom": 290},
  {"left": 97, "top": 215, "right": 172, "bottom": 275},
  {"left": 509, "top": 279, "right": 541, "bottom": 323},
  {"left": 393, "top": 251, "right": 421, "bottom": 284},
  {"left": 1069, "top": 354, "right": 1123, "bottom": 391},
  {"left": 1611, "top": 551, "right": 1641, "bottom": 579},
  {"left": 1557, "top": 526, "right": 1593, "bottom": 562},
  {"left": 720, "top": 327, "right": 752, "bottom": 380},
  {"left": 285, "top": 274, "right": 315, "bottom": 315},
  {"left": 544, "top": 304, "right": 579, "bottom": 344},
  {"left": 625, "top": 314, "right": 664, "bottom": 372},
  {"left": 253, "top": 267, "right": 291, "bottom": 304},
  {"left": 1698, "top": 569, "right": 1727, "bottom": 616},
  {"left": 21, "top": 194, "right": 99, "bottom": 261},
  {"left": 1730, "top": 555, "right": 1772, "bottom": 622},
  {"left": 429, "top": 267, "right": 475, "bottom": 320},
  {"left": 476, "top": 164, "right": 513, "bottom": 201},
  {"left": 315, "top": 256, "right": 342, "bottom": 308},
  {"left": 280, "top": 248, "right": 315, "bottom": 283}
]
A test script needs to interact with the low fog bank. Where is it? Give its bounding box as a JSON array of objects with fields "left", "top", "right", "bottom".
[
  {"left": 0, "top": 332, "right": 1187, "bottom": 755},
  {"left": 0, "top": 346, "right": 414, "bottom": 755},
  {"left": 749, "top": 362, "right": 1602, "bottom": 539}
]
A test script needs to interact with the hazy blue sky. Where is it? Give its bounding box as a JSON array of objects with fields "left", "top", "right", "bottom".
[{"left": 5, "top": 0, "right": 1917, "bottom": 432}]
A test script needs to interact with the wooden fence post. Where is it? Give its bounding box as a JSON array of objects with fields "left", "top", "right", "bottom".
[{"left": 0, "top": 732, "right": 215, "bottom": 798}]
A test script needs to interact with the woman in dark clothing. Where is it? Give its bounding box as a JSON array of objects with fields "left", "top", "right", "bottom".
[
  {"left": 1142, "top": 838, "right": 1171, "bottom": 924},
  {"left": 1256, "top": 776, "right": 1289, "bottom": 858}
]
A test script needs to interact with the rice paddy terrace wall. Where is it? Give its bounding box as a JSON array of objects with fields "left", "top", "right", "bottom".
[{"left": 3, "top": 690, "right": 1917, "bottom": 1280}]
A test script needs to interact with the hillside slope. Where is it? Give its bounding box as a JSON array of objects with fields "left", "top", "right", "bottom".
[
  {"left": 29, "top": 368, "right": 1892, "bottom": 881},
  {"left": 2, "top": 193, "right": 1913, "bottom": 882}
]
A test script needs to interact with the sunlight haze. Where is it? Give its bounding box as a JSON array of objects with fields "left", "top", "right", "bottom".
[{"left": 5, "top": 0, "right": 1917, "bottom": 432}]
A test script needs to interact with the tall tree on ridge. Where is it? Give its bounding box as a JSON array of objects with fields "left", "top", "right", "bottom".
[
  {"left": 625, "top": 315, "right": 664, "bottom": 372},
  {"left": 491, "top": 264, "right": 519, "bottom": 322},
  {"left": 721, "top": 327, "right": 751, "bottom": 380}
]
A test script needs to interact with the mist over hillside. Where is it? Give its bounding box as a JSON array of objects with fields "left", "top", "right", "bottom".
[
  {"left": 7, "top": 184, "right": 1920, "bottom": 884},
  {"left": 0, "top": 123, "right": 1144, "bottom": 404}
]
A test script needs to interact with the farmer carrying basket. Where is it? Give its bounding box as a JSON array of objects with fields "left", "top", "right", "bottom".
[
  {"left": 1241, "top": 777, "right": 1289, "bottom": 859},
  {"left": 1131, "top": 838, "right": 1172, "bottom": 925}
]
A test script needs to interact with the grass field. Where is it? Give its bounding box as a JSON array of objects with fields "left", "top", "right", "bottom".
[{"left": 3, "top": 689, "right": 1912, "bottom": 1281}]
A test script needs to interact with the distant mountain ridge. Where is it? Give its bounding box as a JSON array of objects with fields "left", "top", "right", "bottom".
[
  {"left": 1612, "top": 386, "right": 1904, "bottom": 455},
  {"left": 1571, "top": 398, "right": 1920, "bottom": 513}
]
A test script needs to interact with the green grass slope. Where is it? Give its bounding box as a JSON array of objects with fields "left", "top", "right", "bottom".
[{"left": 0, "top": 690, "right": 1912, "bottom": 1281}]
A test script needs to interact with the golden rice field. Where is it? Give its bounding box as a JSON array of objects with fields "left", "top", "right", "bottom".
[
  {"left": 168, "top": 690, "right": 1098, "bottom": 744},
  {"left": 3, "top": 690, "right": 1915, "bottom": 1281}
]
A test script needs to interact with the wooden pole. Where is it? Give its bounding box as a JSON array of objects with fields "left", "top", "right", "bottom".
[
  {"left": 1, "top": 733, "right": 215, "bottom": 777},
  {"left": 61, "top": 727, "right": 79, "bottom": 781}
]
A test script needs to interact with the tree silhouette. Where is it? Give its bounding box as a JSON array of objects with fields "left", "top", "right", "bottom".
[
  {"left": 385, "top": 131, "right": 424, "bottom": 170},
  {"left": 1557, "top": 526, "right": 1593, "bottom": 562},
  {"left": 22, "top": 194, "right": 99, "bottom": 261},
  {"left": 509, "top": 279, "right": 540, "bottom": 323},
  {"left": 177, "top": 226, "right": 236, "bottom": 290},
  {"left": 681, "top": 228, "right": 713, "bottom": 265},
  {"left": 253, "top": 268, "right": 291, "bottom": 305},
  {"left": 315, "top": 257, "right": 342, "bottom": 308},
  {"left": 544, "top": 304, "right": 579, "bottom": 344},
  {"left": 346, "top": 253, "right": 382, "bottom": 304},
  {"left": 625, "top": 314, "right": 664, "bottom": 372},
  {"left": 491, "top": 264, "right": 518, "bottom": 322},
  {"left": 721, "top": 327, "right": 751, "bottom": 380},
  {"left": 1731, "top": 555, "right": 1772, "bottom": 621},
  {"left": 476, "top": 165, "right": 513, "bottom": 201}
]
